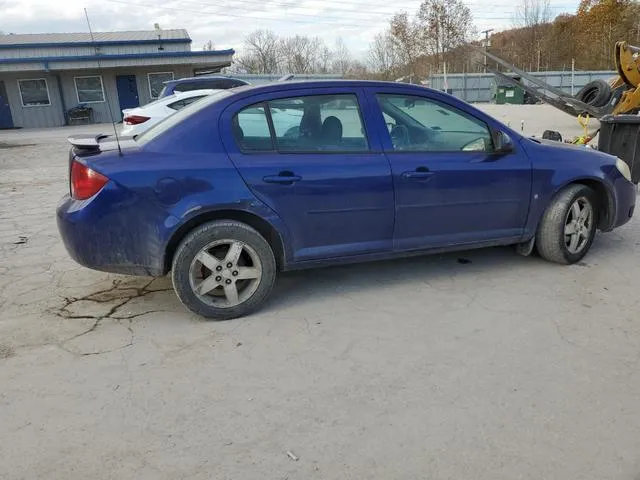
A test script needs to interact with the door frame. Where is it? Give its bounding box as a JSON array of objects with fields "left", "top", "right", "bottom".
[
  {"left": 362, "top": 86, "right": 531, "bottom": 250},
  {"left": 218, "top": 86, "right": 395, "bottom": 262}
]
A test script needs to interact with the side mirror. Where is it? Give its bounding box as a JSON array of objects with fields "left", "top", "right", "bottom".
[{"left": 494, "top": 131, "right": 514, "bottom": 154}]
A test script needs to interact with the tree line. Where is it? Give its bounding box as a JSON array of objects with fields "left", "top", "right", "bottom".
[{"left": 228, "top": 0, "right": 640, "bottom": 78}]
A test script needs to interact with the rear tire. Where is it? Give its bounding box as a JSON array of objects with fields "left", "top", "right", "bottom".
[
  {"left": 171, "top": 220, "right": 277, "bottom": 320},
  {"left": 536, "top": 185, "right": 598, "bottom": 264}
]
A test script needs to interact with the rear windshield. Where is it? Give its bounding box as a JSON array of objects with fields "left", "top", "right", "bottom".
[{"left": 135, "top": 90, "right": 232, "bottom": 144}]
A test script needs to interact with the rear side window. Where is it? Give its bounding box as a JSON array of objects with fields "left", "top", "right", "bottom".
[
  {"left": 232, "top": 94, "right": 369, "bottom": 153},
  {"left": 234, "top": 104, "right": 273, "bottom": 151},
  {"left": 269, "top": 94, "right": 368, "bottom": 152}
]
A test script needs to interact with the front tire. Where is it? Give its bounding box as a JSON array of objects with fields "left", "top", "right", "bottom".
[
  {"left": 171, "top": 220, "right": 277, "bottom": 320},
  {"left": 536, "top": 184, "right": 598, "bottom": 264}
]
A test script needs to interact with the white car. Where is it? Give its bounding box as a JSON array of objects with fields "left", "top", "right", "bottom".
[{"left": 121, "top": 89, "right": 219, "bottom": 136}]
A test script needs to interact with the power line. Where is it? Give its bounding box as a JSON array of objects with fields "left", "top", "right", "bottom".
[
  {"left": 106, "top": 0, "right": 376, "bottom": 27},
  {"left": 151, "top": 0, "right": 578, "bottom": 19},
  {"left": 106, "top": 0, "right": 557, "bottom": 25}
]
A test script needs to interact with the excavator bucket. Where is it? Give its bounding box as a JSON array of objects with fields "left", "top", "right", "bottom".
[
  {"left": 615, "top": 41, "right": 640, "bottom": 88},
  {"left": 611, "top": 42, "right": 640, "bottom": 115}
]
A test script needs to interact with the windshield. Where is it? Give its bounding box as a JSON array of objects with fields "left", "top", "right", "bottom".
[{"left": 135, "top": 90, "right": 232, "bottom": 144}]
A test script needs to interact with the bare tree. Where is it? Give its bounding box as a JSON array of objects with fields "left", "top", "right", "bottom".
[
  {"left": 281, "top": 35, "right": 328, "bottom": 74},
  {"left": 202, "top": 40, "right": 215, "bottom": 51},
  {"left": 389, "top": 12, "right": 421, "bottom": 74},
  {"left": 513, "top": 0, "right": 551, "bottom": 70},
  {"left": 367, "top": 31, "right": 400, "bottom": 78},
  {"left": 235, "top": 30, "right": 282, "bottom": 74},
  {"left": 417, "top": 0, "right": 475, "bottom": 73},
  {"left": 332, "top": 38, "right": 353, "bottom": 75},
  {"left": 515, "top": 0, "right": 551, "bottom": 27}
]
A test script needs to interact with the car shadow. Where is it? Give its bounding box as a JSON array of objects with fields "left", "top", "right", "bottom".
[{"left": 264, "top": 246, "right": 537, "bottom": 313}]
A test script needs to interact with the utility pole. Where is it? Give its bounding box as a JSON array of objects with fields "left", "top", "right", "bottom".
[
  {"left": 482, "top": 29, "right": 494, "bottom": 73},
  {"left": 571, "top": 58, "right": 575, "bottom": 96}
]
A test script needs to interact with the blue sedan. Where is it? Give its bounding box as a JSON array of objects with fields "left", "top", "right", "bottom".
[{"left": 57, "top": 81, "right": 636, "bottom": 319}]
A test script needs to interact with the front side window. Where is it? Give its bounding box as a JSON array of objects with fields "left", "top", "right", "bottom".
[
  {"left": 377, "top": 94, "right": 493, "bottom": 152},
  {"left": 17, "top": 79, "right": 50, "bottom": 106},
  {"left": 148, "top": 72, "right": 174, "bottom": 98},
  {"left": 268, "top": 94, "right": 368, "bottom": 152},
  {"left": 75, "top": 76, "right": 105, "bottom": 103}
]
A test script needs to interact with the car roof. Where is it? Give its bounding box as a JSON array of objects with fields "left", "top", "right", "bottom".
[{"left": 229, "top": 79, "right": 432, "bottom": 95}]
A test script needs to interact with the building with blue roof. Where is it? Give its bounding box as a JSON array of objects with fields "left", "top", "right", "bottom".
[{"left": 0, "top": 29, "right": 234, "bottom": 128}]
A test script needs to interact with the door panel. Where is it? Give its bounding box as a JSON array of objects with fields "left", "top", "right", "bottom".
[
  {"left": 370, "top": 90, "right": 532, "bottom": 250},
  {"left": 116, "top": 75, "right": 139, "bottom": 116},
  {"left": 387, "top": 151, "right": 531, "bottom": 249},
  {"left": 0, "top": 81, "right": 14, "bottom": 129},
  {"left": 221, "top": 89, "right": 394, "bottom": 262}
]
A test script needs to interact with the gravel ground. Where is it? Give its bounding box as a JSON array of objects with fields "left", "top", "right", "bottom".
[{"left": 1, "top": 105, "right": 639, "bottom": 480}]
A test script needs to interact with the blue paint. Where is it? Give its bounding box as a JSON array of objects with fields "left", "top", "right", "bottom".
[
  {"left": 115, "top": 75, "right": 139, "bottom": 115},
  {"left": 56, "top": 80, "right": 636, "bottom": 277},
  {"left": 0, "top": 49, "right": 235, "bottom": 65},
  {"left": 0, "top": 81, "right": 14, "bottom": 129},
  {"left": 0, "top": 38, "right": 191, "bottom": 49}
]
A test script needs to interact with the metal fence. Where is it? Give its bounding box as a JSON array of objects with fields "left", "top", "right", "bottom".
[{"left": 429, "top": 71, "right": 617, "bottom": 103}]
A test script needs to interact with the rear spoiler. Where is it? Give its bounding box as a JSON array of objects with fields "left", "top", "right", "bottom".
[
  {"left": 68, "top": 133, "right": 136, "bottom": 155},
  {"left": 68, "top": 134, "right": 110, "bottom": 154}
]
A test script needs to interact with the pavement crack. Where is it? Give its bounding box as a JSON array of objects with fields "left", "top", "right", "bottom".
[{"left": 53, "top": 278, "right": 171, "bottom": 355}]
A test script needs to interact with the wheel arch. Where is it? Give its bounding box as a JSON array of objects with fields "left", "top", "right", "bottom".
[
  {"left": 163, "top": 209, "right": 287, "bottom": 274},
  {"left": 554, "top": 178, "right": 615, "bottom": 230}
]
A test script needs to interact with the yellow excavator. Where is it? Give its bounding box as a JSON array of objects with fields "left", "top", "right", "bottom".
[
  {"left": 476, "top": 41, "right": 640, "bottom": 183},
  {"left": 609, "top": 41, "right": 640, "bottom": 114}
]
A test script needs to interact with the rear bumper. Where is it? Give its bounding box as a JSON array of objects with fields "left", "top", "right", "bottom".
[{"left": 56, "top": 189, "right": 166, "bottom": 277}]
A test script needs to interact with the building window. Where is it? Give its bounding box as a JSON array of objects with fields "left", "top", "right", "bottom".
[
  {"left": 148, "top": 72, "right": 174, "bottom": 98},
  {"left": 74, "top": 76, "right": 105, "bottom": 103},
  {"left": 17, "top": 79, "right": 51, "bottom": 107}
]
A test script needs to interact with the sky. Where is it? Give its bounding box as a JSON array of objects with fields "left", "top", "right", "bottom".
[{"left": 1, "top": 0, "right": 581, "bottom": 57}]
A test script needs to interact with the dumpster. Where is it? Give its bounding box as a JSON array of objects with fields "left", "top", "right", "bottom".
[
  {"left": 598, "top": 115, "right": 640, "bottom": 183},
  {"left": 494, "top": 75, "right": 525, "bottom": 105}
]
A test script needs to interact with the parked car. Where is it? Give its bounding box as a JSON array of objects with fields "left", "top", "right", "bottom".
[
  {"left": 58, "top": 80, "right": 636, "bottom": 320},
  {"left": 158, "top": 75, "right": 248, "bottom": 98},
  {"left": 121, "top": 89, "right": 219, "bottom": 136}
]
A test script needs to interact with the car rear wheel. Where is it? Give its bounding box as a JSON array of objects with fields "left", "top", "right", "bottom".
[
  {"left": 536, "top": 184, "right": 598, "bottom": 264},
  {"left": 171, "top": 220, "right": 277, "bottom": 320}
]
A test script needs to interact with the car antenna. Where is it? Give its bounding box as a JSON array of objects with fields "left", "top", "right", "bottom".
[{"left": 84, "top": 8, "right": 122, "bottom": 156}]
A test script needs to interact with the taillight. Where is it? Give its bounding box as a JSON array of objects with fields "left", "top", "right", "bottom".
[
  {"left": 124, "top": 115, "right": 150, "bottom": 125},
  {"left": 71, "top": 161, "right": 108, "bottom": 200}
]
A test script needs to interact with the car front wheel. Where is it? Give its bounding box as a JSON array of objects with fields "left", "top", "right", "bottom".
[
  {"left": 536, "top": 184, "right": 598, "bottom": 264},
  {"left": 171, "top": 220, "right": 277, "bottom": 320}
]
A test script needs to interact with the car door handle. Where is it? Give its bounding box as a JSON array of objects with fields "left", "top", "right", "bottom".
[
  {"left": 401, "top": 168, "right": 433, "bottom": 179},
  {"left": 263, "top": 172, "right": 302, "bottom": 184}
]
